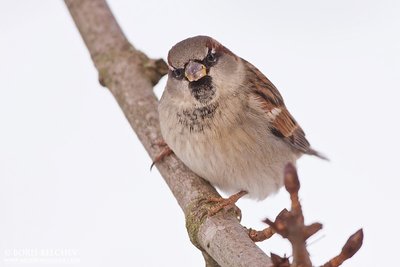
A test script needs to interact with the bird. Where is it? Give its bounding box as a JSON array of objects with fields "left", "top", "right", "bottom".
[{"left": 157, "top": 35, "right": 326, "bottom": 214}]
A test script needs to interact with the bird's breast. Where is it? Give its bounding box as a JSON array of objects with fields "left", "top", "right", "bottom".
[{"left": 159, "top": 95, "right": 298, "bottom": 200}]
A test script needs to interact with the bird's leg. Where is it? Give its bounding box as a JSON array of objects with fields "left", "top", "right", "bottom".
[
  {"left": 207, "top": 190, "right": 247, "bottom": 217},
  {"left": 150, "top": 139, "right": 173, "bottom": 170}
]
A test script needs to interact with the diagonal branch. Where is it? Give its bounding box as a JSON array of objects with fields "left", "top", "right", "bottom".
[{"left": 64, "top": 0, "right": 271, "bottom": 266}]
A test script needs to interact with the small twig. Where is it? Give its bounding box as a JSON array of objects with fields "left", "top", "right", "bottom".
[
  {"left": 284, "top": 164, "right": 301, "bottom": 215},
  {"left": 264, "top": 164, "right": 313, "bottom": 267},
  {"left": 262, "top": 164, "right": 363, "bottom": 267},
  {"left": 248, "top": 227, "right": 275, "bottom": 242},
  {"left": 270, "top": 253, "right": 290, "bottom": 267},
  {"left": 322, "top": 229, "right": 364, "bottom": 267}
]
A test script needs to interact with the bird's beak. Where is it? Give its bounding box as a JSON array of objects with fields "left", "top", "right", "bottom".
[{"left": 185, "top": 61, "right": 207, "bottom": 82}]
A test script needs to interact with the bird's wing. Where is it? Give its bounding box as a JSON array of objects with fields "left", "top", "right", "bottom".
[{"left": 243, "top": 59, "right": 327, "bottom": 159}]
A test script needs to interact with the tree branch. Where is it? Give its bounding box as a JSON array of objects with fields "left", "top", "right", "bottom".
[{"left": 64, "top": 0, "right": 271, "bottom": 266}]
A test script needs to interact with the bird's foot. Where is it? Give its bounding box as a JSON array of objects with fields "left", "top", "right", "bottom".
[
  {"left": 207, "top": 190, "right": 247, "bottom": 218},
  {"left": 150, "top": 139, "right": 173, "bottom": 170}
]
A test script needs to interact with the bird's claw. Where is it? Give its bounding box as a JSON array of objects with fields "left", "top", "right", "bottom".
[
  {"left": 150, "top": 139, "right": 173, "bottom": 170},
  {"left": 206, "top": 190, "right": 247, "bottom": 220}
]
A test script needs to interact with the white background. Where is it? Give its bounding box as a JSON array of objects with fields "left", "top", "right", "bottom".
[{"left": 1, "top": 1, "right": 399, "bottom": 266}]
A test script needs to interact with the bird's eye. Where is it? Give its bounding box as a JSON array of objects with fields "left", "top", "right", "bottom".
[
  {"left": 172, "top": 68, "right": 184, "bottom": 80},
  {"left": 205, "top": 52, "right": 217, "bottom": 65}
]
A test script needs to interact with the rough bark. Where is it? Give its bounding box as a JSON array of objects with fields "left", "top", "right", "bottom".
[{"left": 64, "top": 0, "right": 271, "bottom": 266}]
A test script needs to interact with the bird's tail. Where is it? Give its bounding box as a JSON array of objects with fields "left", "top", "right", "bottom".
[{"left": 306, "top": 148, "right": 329, "bottom": 161}]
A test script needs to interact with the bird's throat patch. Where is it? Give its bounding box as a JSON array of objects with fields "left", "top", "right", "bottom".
[
  {"left": 177, "top": 102, "right": 219, "bottom": 133},
  {"left": 188, "top": 76, "right": 215, "bottom": 104}
]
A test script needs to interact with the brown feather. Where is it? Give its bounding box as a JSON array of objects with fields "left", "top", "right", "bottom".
[{"left": 243, "top": 59, "right": 326, "bottom": 159}]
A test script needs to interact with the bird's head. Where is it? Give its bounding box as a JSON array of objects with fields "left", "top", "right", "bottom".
[{"left": 166, "top": 36, "right": 242, "bottom": 106}]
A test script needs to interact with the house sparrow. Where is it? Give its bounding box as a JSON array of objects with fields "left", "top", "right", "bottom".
[{"left": 158, "top": 36, "right": 325, "bottom": 209}]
